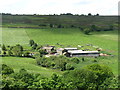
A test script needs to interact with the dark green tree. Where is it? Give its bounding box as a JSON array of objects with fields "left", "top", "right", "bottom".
[
  {"left": 50, "top": 24, "right": 53, "bottom": 28},
  {"left": 96, "top": 13, "right": 99, "bottom": 16},
  {"left": 83, "top": 28, "right": 91, "bottom": 35},
  {"left": 91, "top": 25, "right": 97, "bottom": 31},
  {"left": 29, "top": 40, "right": 35, "bottom": 46},
  {"left": 39, "top": 49, "right": 48, "bottom": 56},
  {"left": 3, "top": 51, "right": 6, "bottom": 55},
  {"left": 88, "top": 13, "right": 92, "bottom": 16},
  {"left": 2, "top": 44, "right": 7, "bottom": 51},
  {"left": 57, "top": 24, "right": 62, "bottom": 28},
  {"left": 8, "top": 50, "right": 13, "bottom": 56}
]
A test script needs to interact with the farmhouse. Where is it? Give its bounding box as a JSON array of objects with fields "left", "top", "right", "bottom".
[
  {"left": 41, "top": 46, "right": 55, "bottom": 53},
  {"left": 66, "top": 50, "right": 100, "bottom": 57}
]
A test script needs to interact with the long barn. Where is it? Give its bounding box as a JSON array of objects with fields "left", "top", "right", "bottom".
[{"left": 66, "top": 50, "right": 100, "bottom": 57}]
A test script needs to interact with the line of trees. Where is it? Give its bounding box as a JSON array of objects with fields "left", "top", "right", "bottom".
[
  {"left": 1, "top": 40, "right": 41, "bottom": 57},
  {"left": 1, "top": 44, "right": 23, "bottom": 57},
  {"left": 82, "top": 25, "right": 114, "bottom": 35},
  {"left": 0, "top": 13, "right": 99, "bottom": 16}
]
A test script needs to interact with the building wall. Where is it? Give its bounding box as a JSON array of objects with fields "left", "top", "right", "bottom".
[{"left": 71, "top": 54, "right": 99, "bottom": 57}]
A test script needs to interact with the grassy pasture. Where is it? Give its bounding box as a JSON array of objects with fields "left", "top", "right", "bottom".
[
  {"left": 1, "top": 57, "right": 63, "bottom": 77},
  {"left": 2, "top": 28, "right": 118, "bottom": 54},
  {"left": 1, "top": 28, "right": 118, "bottom": 76}
]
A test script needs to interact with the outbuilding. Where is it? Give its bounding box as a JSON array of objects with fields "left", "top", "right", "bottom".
[
  {"left": 41, "top": 46, "right": 55, "bottom": 53},
  {"left": 66, "top": 50, "right": 100, "bottom": 57}
]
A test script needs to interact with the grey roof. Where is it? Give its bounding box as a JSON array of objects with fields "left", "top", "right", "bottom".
[
  {"left": 68, "top": 50, "right": 99, "bottom": 54},
  {"left": 64, "top": 48, "right": 78, "bottom": 50},
  {"left": 42, "top": 46, "right": 54, "bottom": 50}
]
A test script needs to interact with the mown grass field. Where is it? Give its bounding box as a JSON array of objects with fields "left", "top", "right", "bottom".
[{"left": 1, "top": 28, "right": 118, "bottom": 76}]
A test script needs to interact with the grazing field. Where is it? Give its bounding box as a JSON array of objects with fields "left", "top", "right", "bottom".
[
  {"left": 1, "top": 57, "right": 63, "bottom": 77},
  {"left": 2, "top": 28, "right": 118, "bottom": 54},
  {"left": 1, "top": 28, "right": 118, "bottom": 76}
]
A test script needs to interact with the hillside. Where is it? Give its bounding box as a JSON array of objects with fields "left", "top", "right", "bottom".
[
  {"left": 1, "top": 28, "right": 118, "bottom": 76},
  {"left": 2, "top": 14, "right": 118, "bottom": 29}
]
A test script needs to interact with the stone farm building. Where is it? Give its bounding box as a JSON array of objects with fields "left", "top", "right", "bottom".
[
  {"left": 56, "top": 48, "right": 64, "bottom": 55},
  {"left": 41, "top": 46, "right": 55, "bottom": 54},
  {"left": 56, "top": 48, "right": 78, "bottom": 55}
]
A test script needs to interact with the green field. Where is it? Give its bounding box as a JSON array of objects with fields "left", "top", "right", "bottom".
[
  {"left": 1, "top": 57, "right": 63, "bottom": 77},
  {"left": 1, "top": 27, "right": 118, "bottom": 76}
]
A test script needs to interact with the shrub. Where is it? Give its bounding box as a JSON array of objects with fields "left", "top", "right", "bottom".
[
  {"left": 83, "top": 28, "right": 91, "bottom": 35},
  {"left": 66, "top": 63, "right": 74, "bottom": 70},
  {"left": 2, "top": 64, "right": 14, "bottom": 75},
  {"left": 70, "top": 57, "right": 80, "bottom": 64}
]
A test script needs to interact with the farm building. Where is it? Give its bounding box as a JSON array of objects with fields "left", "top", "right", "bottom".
[
  {"left": 64, "top": 48, "right": 78, "bottom": 51},
  {"left": 56, "top": 47, "right": 78, "bottom": 55},
  {"left": 56, "top": 48, "right": 64, "bottom": 55},
  {"left": 41, "top": 46, "right": 55, "bottom": 53},
  {"left": 66, "top": 50, "right": 100, "bottom": 57}
]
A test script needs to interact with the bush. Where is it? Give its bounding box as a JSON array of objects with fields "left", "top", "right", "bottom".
[
  {"left": 2, "top": 64, "right": 14, "bottom": 75},
  {"left": 83, "top": 28, "right": 91, "bottom": 35},
  {"left": 66, "top": 63, "right": 74, "bottom": 70},
  {"left": 70, "top": 57, "right": 80, "bottom": 64},
  {"left": 23, "top": 51, "right": 30, "bottom": 57}
]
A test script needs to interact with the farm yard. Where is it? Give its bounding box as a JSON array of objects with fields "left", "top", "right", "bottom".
[{"left": 1, "top": 27, "right": 118, "bottom": 76}]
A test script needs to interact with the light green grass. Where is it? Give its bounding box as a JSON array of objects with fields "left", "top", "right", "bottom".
[
  {"left": 2, "top": 28, "right": 118, "bottom": 54},
  {"left": 1, "top": 57, "right": 63, "bottom": 77},
  {"left": 2, "top": 28, "right": 30, "bottom": 45}
]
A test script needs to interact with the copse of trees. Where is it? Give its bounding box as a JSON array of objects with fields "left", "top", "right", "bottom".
[
  {"left": 82, "top": 24, "right": 114, "bottom": 35},
  {"left": 85, "top": 64, "right": 114, "bottom": 89},
  {"left": 1, "top": 44, "right": 24, "bottom": 57},
  {"left": 62, "top": 64, "right": 116, "bottom": 89},
  {"left": 35, "top": 56, "right": 81, "bottom": 71},
  {"left": 11, "top": 44, "right": 23, "bottom": 56}
]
